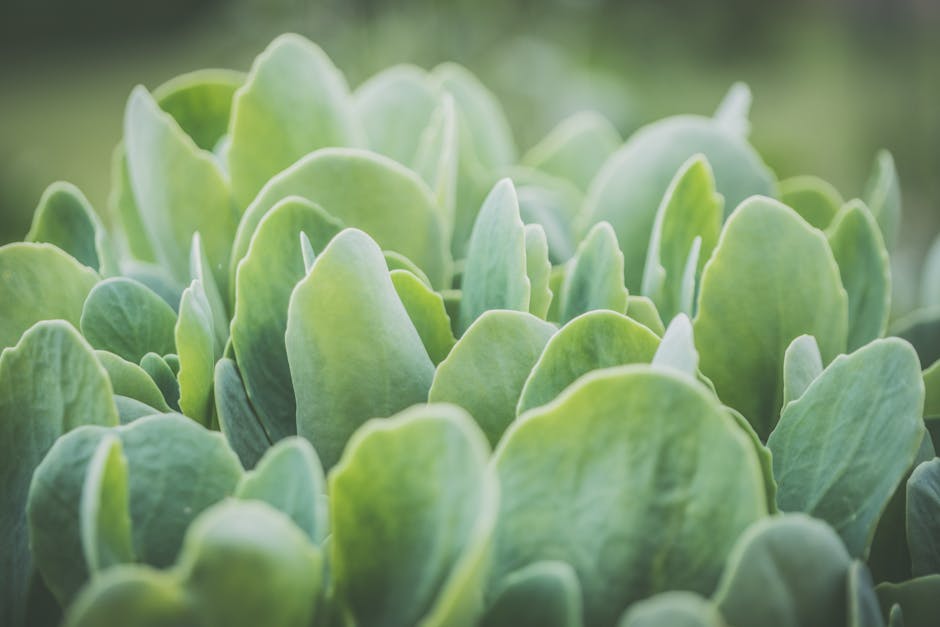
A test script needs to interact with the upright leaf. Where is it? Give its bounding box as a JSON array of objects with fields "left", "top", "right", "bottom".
[
  {"left": 714, "top": 515, "right": 851, "bottom": 627},
  {"left": 641, "top": 155, "right": 722, "bottom": 321},
  {"left": 864, "top": 150, "right": 901, "bottom": 250},
  {"left": 907, "top": 459, "right": 940, "bottom": 576},
  {"left": 391, "top": 269, "right": 456, "bottom": 365},
  {"left": 517, "top": 311, "right": 659, "bottom": 415},
  {"left": 778, "top": 175, "right": 843, "bottom": 230},
  {"left": 694, "top": 197, "right": 848, "bottom": 438},
  {"left": 713, "top": 82, "right": 752, "bottom": 137},
  {"left": 95, "top": 350, "right": 172, "bottom": 413},
  {"left": 0, "top": 242, "right": 99, "bottom": 350},
  {"left": 781, "top": 334, "right": 824, "bottom": 408},
  {"left": 2, "top": 321, "right": 118, "bottom": 625},
  {"left": 652, "top": 314, "right": 698, "bottom": 377},
  {"left": 522, "top": 111, "right": 621, "bottom": 192},
  {"left": 492, "top": 365, "right": 766, "bottom": 626},
  {"left": 459, "top": 179, "right": 530, "bottom": 333},
  {"left": 482, "top": 562, "right": 583, "bottom": 627},
  {"left": 227, "top": 34, "right": 362, "bottom": 206},
  {"left": 124, "top": 86, "right": 237, "bottom": 295},
  {"left": 330, "top": 405, "right": 497, "bottom": 627},
  {"left": 558, "top": 221, "right": 628, "bottom": 323},
  {"left": 26, "top": 181, "right": 114, "bottom": 273},
  {"left": 413, "top": 93, "right": 459, "bottom": 236},
  {"left": 236, "top": 437, "right": 328, "bottom": 544},
  {"left": 81, "top": 278, "right": 178, "bottom": 364},
  {"left": 827, "top": 200, "right": 891, "bottom": 351},
  {"left": 214, "top": 358, "right": 271, "bottom": 470},
  {"left": 429, "top": 310, "right": 556, "bottom": 445},
  {"left": 286, "top": 229, "right": 434, "bottom": 469},
  {"left": 80, "top": 436, "right": 135, "bottom": 573},
  {"left": 582, "top": 115, "right": 775, "bottom": 291},
  {"left": 231, "top": 197, "right": 342, "bottom": 440},
  {"left": 847, "top": 561, "right": 887, "bottom": 627},
  {"left": 524, "top": 224, "right": 553, "bottom": 319},
  {"left": 175, "top": 280, "right": 217, "bottom": 426},
  {"left": 767, "top": 339, "right": 925, "bottom": 557}
]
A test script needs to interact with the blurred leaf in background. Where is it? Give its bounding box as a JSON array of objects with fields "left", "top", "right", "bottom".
[{"left": 1, "top": 0, "right": 938, "bottom": 313}]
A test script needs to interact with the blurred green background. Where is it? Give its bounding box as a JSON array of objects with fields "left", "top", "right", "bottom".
[{"left": 1, "top": 0, "right": 938, "bottom": 310}]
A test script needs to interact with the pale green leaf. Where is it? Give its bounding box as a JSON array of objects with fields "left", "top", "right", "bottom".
[
  {"left": 617, "top": 592, "right": 726, "bottom": 627},
  {"left": 558, "top": 221, "right": 628, "bottom": 323},
  {"left": 781, "top": 334, "right": 823, "bottom": 408},
  {"left": 95, "top": 350, "right": 172, "bottom": 413},
  {"left": 626, "top": 294, "right": 666, "bottom": 336},
  {"left": 524, "top": 224, "right": 553, "bottom": 319},
  {"left": 778, "top": 175, "right": 843, "bottom": 230},
  {"left": 80, "top": 436, "right": 135, "bottom": 573},
  {"left": 391, "top": 269, "right": 456, "bottom": 365},
  {"left": 713, "top": 81, "right": 752, "bottom": 137},
  {"left": 864, "top": 150, "right": 901, "bottom": 251},
  {"left": 522, "top": 110, "right": 621, "bottom": 192},
  {"left": 175, "top": 280, "right": 217, "bottom": 426},
  {"left": 652, "top": 314, "right": 698, "bottom": 377}
]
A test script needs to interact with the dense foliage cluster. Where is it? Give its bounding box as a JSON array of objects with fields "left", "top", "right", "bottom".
[{"left": 3, "top": 33, "right": 940, "bottom": 627}]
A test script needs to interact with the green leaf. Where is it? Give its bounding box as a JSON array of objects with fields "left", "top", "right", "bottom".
[
  {"left": 139, "top": 352, "right": 180, "bottom": 412},
  {"left": 522, "top": 110, "right": 621, "bottom": 192},
  {"left": 236, "top": 437, "right": 327, "bottom": 544},
  {"left": 767, "top": 339, "right": 925, "bottom": 557},
  {"left": 391, "top": 269, "right": 456, "bottom": 365},
  {"left": 481, "top": 561, "right": 583, "bottom": 627},
  {"left": 641, "top": 155, "right": 722, "bottom": 321},
  {"left": 920, "top": 235, "right": 940, "bottom": 309},
  {"left": 848, "top": 561, "right": 888, "bottom": 627},
  {"left": 214, "top": 358, "right": 270, "bottom": 469},
  {"left": 124, "top": 86, "right": 238, "bottom": 296},
  {"left": 559, "top": 221, "right": 628, "bottom": 323},
  {"left": 227, "top": 33, "right": 362, "bottom": 206},
  {"left": 413, "top": 93, "right": 459, "bottom": 236},
  {"left": 81, "top": 277, "right": 178, "bottom": 364},
  {"left": 64, "top": 566, "right": 198, "bottom": 627},
  {"left": 617, "top": 592, "right": 725, "bottom": 627},
  {"left": 492, "top": 365, "right": 767, "bottom": 626},
  {"left": 516, "top": 177, "right": 580, "bottom": 265},
  {"left": 28, "top": 414, "right": 243, "bottom": 604},
  {"left": 287, "top": 229, "right": 434, "bottom": 469},
  {"left": 524, "top": 224, "right": 553, "bottom": 319},
  {"left": 330, "top": 404, "right": 497, "bottom": 627},
  {"left": 925, "top": 359, "right": 940, "bottom": 418},
  {"left": 626, "top": 294, "right": 666, "bottom": 336},
  {"left": 429, "top": 310, "right": 556, "bottom": 445},
  {"left": 781, "top": 334, "right": 823, "bottom": 408},
  {"left": 120, "top": 261, "right": 183, "bottom": 312},
  {"left": 876, "top": 575, "right": 940, "bottom": 627},
  {"left": 188, "top": 233, "right": 229, "bottom": 353},
  {"left": 889, "top": 604, "right": 904, "bottom": 627},
  {"left": 26, "top": 181, "right": 115, "bottom": 274},
  {"left": 652, "top": 314, "right": 698, "bottom": 377},
  {"left": 892, "top": 307, "right": 940, "bottom": 368},
  {"left": 778, "top": 175, "right": 843, "bottom": 230},
  {"left": 713, "top": 81, "right": 752, "bottom": 137},
  {"left": 0, "top": 242, "right": 99, "bottom": 350},
  {"left": 582, "top": 115, "right": 775, "bottom": 292},
  {"left": 864, "top": 150, "right": 901, "bottom": 250},
  {"left": 80, "top": 436, "right": 135, "bottom": 573},
  {"left": 459, "top": 179, "right": 530, "bottom": 334},
  {"left": 95, "top": 350, "right": 172, "bottom": 413},
  {"left": 713, "top": 514, "right": 851, "bottom": 627},
  {"left": 517, "top": 311, "right": 659, "bottom": 415},
  {"left": 2, "top": 321, "right": 118, "bottom": 623},
  {"left": 354, "top": 64, "right": 438, "bottom": 167},
  {"left": 827, "top": 200, "right": 891, "bottom": 351},
  {"left": 175, "top": 280, "right": 217, "bottom": 426},
  {"left": 694, "top": 197, "right": 848, "bottom": 439},
  {"left": 176, "top": 501, "right": 323, "bottom": 627},
  {"left": 231, "top": 196, "right": 342, "bottom": 440},
  {"left": 152, "top": 69, "right": 243, "bottom": 151},
  {"left": 231, "top": 147, "right": 449, "bottom": 289},
  {"left": 868, "top": 432, "right": 935, "bottom": 584},
  {"left": 907, "top": 459, "right": 940, "bottom": 576}
]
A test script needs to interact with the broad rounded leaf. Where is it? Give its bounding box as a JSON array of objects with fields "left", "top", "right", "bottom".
[
  {"left": 227, "top": 33, "right": 362, "bottom": 206},
  {"left": 64, "top": 567, "right": 198, "bottom": 627},
  {"left": 517, "top": 311, "right": 659, "bottom": 415},
  {"left": 231, "top": 196, "right": 342, "bottom": 440},
  {"left": 236, "top": 437, "right": 327, "bottom": 543},
  {"left": 626, "top": 294, "right": 666, "bottom": 336},
  {"left": 617, "top": 592, "right": 725, "bottom": 627},
  {"left": 2, "top": 321, "right": 118, "bottom": 622},
  {"left": 582, "top": 115, "right": 775, "bottom": 291},
  {"left": 522, "top": 110, "right": 621, "bottom": 192},
  {"left": 694, "top": 196, "right": 848, "bottom": 438},
  {"left": 768, "top": 339, "right": 925, "bottom": 557},
  {"left": 330, "top": 404, "right": 498, "bottom": 627},
  {"left": 0, "top": 242, "right": 99, "bottom": 350},
  {"left": 231, "top": 147, "right": 449, "bottom": 289},
  {"left": 827, "top": 200, "right": 891, "bottom": 351},
  {"left": 492, "top": 365, "right": 767, "bottom": 626},
  {"left": 286, "top": 229, "right": 434, "bottom": 469},
  {"left": 429, "top": 310, "right": 556, "bottom": 445},
  {"left": 778, "top": 175, "right": 843, "bottom": 229},
  {"left": 481, "top": 561, "right": 583, "bottom": 627},
  {"left": 714, "top": 514, "right": 851, "bottom": 627},
  {"left": 26, "top": 181, "right": 114, "bottom": 273},
  {"left": 95, "top": 350, "right": 172, "bottom": 413}
]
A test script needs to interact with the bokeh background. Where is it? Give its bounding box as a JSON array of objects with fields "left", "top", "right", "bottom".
[{"left": 2, "top": 0, "right": 938, "bottom": 311}]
